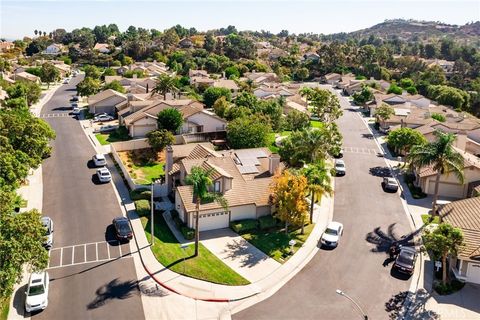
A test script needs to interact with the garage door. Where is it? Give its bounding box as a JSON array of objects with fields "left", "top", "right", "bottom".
[
  {"left": 467, "top": 262, "right": 480, "bottom": 284},
  {"left": 198, "top": 211, "right": 229, "bottom": 231},
  {"left": 427, "top": 181, "right": 464, "bottom": 199},
  {"left": 94, "top": 105, "right": 114, "bottom": 115},
  {"left": 132, "top": 125, "right": 155, "bottom": 138}
]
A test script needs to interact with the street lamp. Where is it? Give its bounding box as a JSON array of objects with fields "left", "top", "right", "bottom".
[{"left": 336, "top": 289, "right": 368, "bottom": 320}]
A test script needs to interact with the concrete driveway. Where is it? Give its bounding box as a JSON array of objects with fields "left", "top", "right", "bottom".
[
  {"left": 200, "top": 229, "right": 281, "bottom": 283},
  {"left": 426, "top": 283, "right": 480, "bottom": 319}
]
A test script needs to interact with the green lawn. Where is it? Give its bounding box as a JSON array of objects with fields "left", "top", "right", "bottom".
[
  {"left": 132, "top": 162, "right": 164, "bottom": 185},
  {"left": 267, "top": 131, "right": 291, "bottom": 153},
  {"left": 310, "top": 120, "right": 322, "bottom": 128},
  {"left": 241, "top": 223, "right": 315, "bottom": 263},
  {"left": 95, "top": 127, "right": 132, "bottom": 145},
  {"left": 141, "top": 214, "right": 250, "bottom": 286},
  {"left": 0, "top": 296, "right": 9, "bottom": 320},
  {"left": 421, "top": 214, "right": 441, "bottom": 225}
]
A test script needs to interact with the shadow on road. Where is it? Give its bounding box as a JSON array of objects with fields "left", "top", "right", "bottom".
[
  {"left": 362, "top": 133, "right": 374, "bottom": 139},
  {"left": 369, "top": 166, "right": 392, "bottom": 177},
  {"left": 12, "top": 284, "right": 28, "bottom": 317},
  {"left": 91, "top": 174, "right": 104, "bottom": 185},
  {"left": 87, "top": 278, "right": 139, "bottom": 310},
  {"left": 52, "top": 106, "right": 71, "bottom": 111},
  {"left": 105, "top": 224, "right": 122, "bottom": 246},
  {"left": 365, "top": 223, "right": 420, "bottom": 253},
  {"left": 385, "top": 289, "right": 439, "bottom": 319},
  {"left": 87, "top": 160, "right": 97, "bottom": 169}
]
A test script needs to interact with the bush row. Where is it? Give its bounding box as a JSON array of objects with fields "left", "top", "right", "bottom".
[
  {"left": 130, "top": 188, "right": 152, "bottom": 201},
  {"left": 134, "top": 199, "right": 150, "bottom": 217},
  {"left": 171, "top": 209, "right": 195, "bottom": 240},
  {"left": 230, "top": 215, "right": 278, "bottom": 233}
]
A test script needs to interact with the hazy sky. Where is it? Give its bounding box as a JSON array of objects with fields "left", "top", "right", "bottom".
[{"left": 1, "top": 0, "right": 479, "bottom": 40}]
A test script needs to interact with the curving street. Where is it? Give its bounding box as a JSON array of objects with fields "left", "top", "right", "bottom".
[
  {"left": 234, "top": 88, "right": 414, "bottom": 319},
  {"left": 27, "top": 75, "right": 144, "bottom": 320}
]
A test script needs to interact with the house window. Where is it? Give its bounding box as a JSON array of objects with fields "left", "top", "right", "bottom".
[{"left": 214, "top": 181, "right": 221, "bottom": 193}]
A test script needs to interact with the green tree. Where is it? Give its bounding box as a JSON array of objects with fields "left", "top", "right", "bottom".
[
  {"left": 352, "top": 86, "right": 373, "bottom": 105},
  {"left": 103, "top": 80, "right": 126, "bottom": 93},
  {"left": 185, "top": 166, "right": 228, "bottom": 256},
  {"left": 157, "top": 108, "right": 183, "bottom": 133},
  {"left": 76, "top": 77, "right": 101, "bottom": 97},
  {"left": 224, "top": 66, "right": 240, "bottom": 79},
  {"left": 102, "top": 67, "right": 116, "bottom": 77},
  {"left": 407, "top": 131, "right": 465, "bottom": 216},
  {"left": 0, "top": 209, "right": 49, "bottom": 297},
  {"left": 146, "top": 129, "right": 174, "bottom": 153},
  {"left": 227, "top": 115, "right": 271, "bottom": 149},
  {"left": 285, "top": 110, "right": 310, "bottom": 131},
  {"left": 223, "top": 34, "right": 256, "bottom": 60},
  {"left": 386, "top": 127, "right": 427, "bottom": 155},
  {"left": 308, "top": 88, "right": 342, "bottom": 123},
  {"left": 295, "top": 67, "right": 309, "bottom": 81},
  {"left": 270, "top": 170, "right": 309, "bottom": 234},
  {"left": 235, "top": 92, "right": 258, "bottom": 109},
  {"left": 375, "top": 103, "right": 395, "bottom": 129},
  {"left": 427, "top": 85, "right": 470, "bottom": 111},
  {"left": 212, "top": 96, "right": 230, "bottom": 118},
  {"left": 152, "top": 75, "right": 177, "bottom": 100},
  {"left": 40, "top": 62, "right": 60, "bottom": 88},
  {"left": 423, "top": 223, "right": 464, "bottom": 285},
  {"left": 203, "top": 87, "right": 232, "bottom": 108},
  {"left": 302, "top": 161, "right": 333, "bottom": 224},
  {"left": 387, "top": 83, "right": 403, "bottom": 94},
  {"left": 83, "top": 65, "right": 101, "bottom": 79}
]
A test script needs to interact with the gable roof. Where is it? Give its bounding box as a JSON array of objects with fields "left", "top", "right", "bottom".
[
  {"left": 213, "top": 79, "right": 238, "bottom": 90},
  {"left": 88, "top": 89, "right": 126, "bottom": 106}
]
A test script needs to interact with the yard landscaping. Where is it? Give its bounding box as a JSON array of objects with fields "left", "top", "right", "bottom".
[
  {"left": 240, "top": 222, "right": 315, "bottom": 263},
  {"left": 140, "top": 213, "right": 250, "bottom": 286},
  {"left": 310, "top": 120, "right": 322, "bottom": 128},
  {"left": 95, "top": 127, "right": 131, "bottom": 145},
  {"left": 118, "top": 148, "right": 165, "bottom": 185},
  {"left": 0, "top": 297, "right": 9, "bottom": 320},
  {"left": 267, "top": 131, "right": 291, "bottom": 153}
]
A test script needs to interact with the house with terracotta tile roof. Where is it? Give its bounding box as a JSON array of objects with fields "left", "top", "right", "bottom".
[
  {"left": 439, "top": 197, "right": 480, "bottom": 284},
  {"left": 166, "top": 143, "right": 281, "bottom": 231},
  {"left": 87, "top": 89, "right": 127, "bottom": 115},
  {"left": 93, "top": 43, "right": 111, "bottom": 54}
]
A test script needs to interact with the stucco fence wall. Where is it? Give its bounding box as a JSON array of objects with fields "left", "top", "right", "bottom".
[{"left": 110, "top": 138, "right": 168, "bottom": 197}]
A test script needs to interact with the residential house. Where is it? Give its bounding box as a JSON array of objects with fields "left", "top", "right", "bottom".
[
  {"left": 253, "top": 85, "right": 294, "bottom": 99},
  {"left": 93, "top": 43, "right": 111, "bottom": 54},
  {"left": 322, "top": 73, "right": 342, "bottom": 85},
  {"left": 212, "top": 79, "right": 239, "bottom": 96},
  {"left": 14, "top": 72, "right": 41, "bottom": 83},
  {"left": 424, "top": 59, "right": 455, "bottom": 75},
  {"left": 87, "top": 89, "right": 127, "bottom": 115},
  {"left": 43, "top": 43, "right": 65, "bottom": 55},
  {"left": 52, "top": 63, "right": 71, "bottom": 78},
  {"left": 0, "top": 41, "right": 14, "bottom": 52},
  {"left": 179, "top": 38, "right": 194, "bottom": 49},
  {"left": 303, "top": 52, "right": 320, "bottom": 62},
  {"left": 244, "top": 72, "right": 279, "bottom": 85},
  {"left": 440, "top": 197, "right": 480, "bottom": 284},
  {"left": 168, "top": 144, "right": 280, "bottom": 231}
]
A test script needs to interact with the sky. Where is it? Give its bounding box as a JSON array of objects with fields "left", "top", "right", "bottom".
[{"left": 1, "top": 0, "right": 479, "bottom": 40}]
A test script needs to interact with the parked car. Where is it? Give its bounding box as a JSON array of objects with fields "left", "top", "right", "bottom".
[
  {"left": 92, "top": 154, "right": 107, "bottom": 167},
  {"left": 112, "top": 217, "right": 133, "bottom": 241},
  {"left": 94, "top": 114, "right": 114, "bottom": 122},
  {"left": 25, "top": 271, "right": 49, "bottom": 313},
  {"left": 393, "top": 246, "right": 417, "bottom": 275},
  {"left": 334, "top": 159, "right": 346, "bottom": 176},
  {"left": 62, "top": 78, "right": 70, "bottom": 84},
  {"left": 40, "top": 217, "right": 53, "bottom": 249},
  {"left": 70, "top": 95, "right": 79, "bottom": 102},
  {"left": 320, "top": 221, "right": 344, "bottom": 247},
  {"left": 72, "top": 107, "right": 81, "bottom": 115},
  {"left": 382, "top": 177, "right": 399, "bottom": 192},
  {"left": 96, "top": 124, "right": 118, "bottom": 133},
  {"left": 333, "top": 148, "right": 344, "bottom": 159},
  {"left": 96, "top": 167, "right": 111, "bottom": 183},
  {"left": 70, "top": 103, "right": 78, "bottom": 109}
]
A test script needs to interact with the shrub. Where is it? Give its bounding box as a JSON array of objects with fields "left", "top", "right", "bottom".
[
  {"left": 130, "top": 188, "right": 151, "bottom": 201},
  {"left": 259, "top": 215, "right": 277, "bottom": 230},
  {"left": 181, "top": 226, "right": 195, "bottom": 240},
  {"left": 230, "top": 219, "right": 258, "bottom": 233},
  {"left": 434, "top": 280, "right": 465, "bottom": 295},
  {"left": 134, "top": 199, "right": 150, "bottom": 217}
]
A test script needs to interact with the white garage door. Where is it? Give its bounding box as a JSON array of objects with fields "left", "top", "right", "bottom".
[
  {"left": 467, "top": 262, "right": 480, "bottom": 284},
  {"left": 198, "top": 211, "right": 229, "bottom": 231},
  {"left": 427, "top": 181, "right": 464, "bottom": 199},
  {"left": 132, "top": 125, "right": 155, "bottom": 138}
]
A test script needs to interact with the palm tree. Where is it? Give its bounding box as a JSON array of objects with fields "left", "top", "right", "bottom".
[
  {"left": 151, "top": 74, "right": 177, "bottom": 100},
  {"left": 302, "top": 161, "right": 333, "bottom": 224},
  {"left": 299, "top": 87, "right": 314, "bottom": 110},
  {"left": 185, "top": 166, "right": 228, "bottom": 257},
  {"left": 34, "top": 30, "right": 38, "bottom": 36},
  {"left": 407, "top": 130, "right": 464, "bottom": 217}
]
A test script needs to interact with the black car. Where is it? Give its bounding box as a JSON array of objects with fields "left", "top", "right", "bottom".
[
  {"left": 112, "top": 217, "right": 133, "bottom": 241},
  {"left": 393, "top": 246, "right": 417, "bottom": 275}
]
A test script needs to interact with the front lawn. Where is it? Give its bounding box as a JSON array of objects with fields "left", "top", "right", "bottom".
[
  {"left": 421, "top": 214, "right": 441, "bottom": 225},
  {"left": 118, "top": 148, "right": 165, "bottom": 184},
  {"left": 0, "top": 297, "right": 9, "bottom": 320},
  {"left": 266, "top": 131, "right": 291, "bottom": 153},
  {"left": 141, "top": 214, "right": 250, "bottom": 286},
  {"left": 241, "top": 223, "right": 315, "bottom": 263},
  {"left": 310, "top": 120, "right": 322, "bottom": 128},
  {"left": 95, "top": 127, "right": 131, "bottom": 145}
]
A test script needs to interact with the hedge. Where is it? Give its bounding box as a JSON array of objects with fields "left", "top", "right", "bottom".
[
  {"left": 259, "top": 215, "right": 277, "bottom": 230},
  {"left": 181, "top": 226, "right": 195, "bottom": 240},
  {"left": 230, "top": 219, "right": 258, "bottom": 233},
  {"left": 134, "top": 199, "right": 150, "bottom": 217},
  {"left": 130, "top": 188, "right": 152, "bottom": 201}
]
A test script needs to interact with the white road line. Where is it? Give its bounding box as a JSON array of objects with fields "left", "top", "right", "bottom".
[
  {"left": 119, "top": 244, "right": 122, "bottom": 257},
  {"left": 96, "top": 242, "right": 98, "bottom": 261},
  {"left": 46, "top": 256, "right": 132, "bottom": 270},
  {"left": 107, "top": 243, "right": 111, "bottom": 260},
  {"left": 59, "top": 247, "right": 63, "bottom": 267},
  {"left": 72, "top": 246, "right": 75, "bottom": 265},
  {"left": 84, "top": 244, "right": 86, "bottom": 263}
]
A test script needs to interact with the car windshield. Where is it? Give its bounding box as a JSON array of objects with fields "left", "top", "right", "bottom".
[
  {"left": 325, "top": 228, "right": 338, "bottom": 236},
  {"left": 42, "top": 221, "right": 51, "bottom": 234},
  {"left": 28, "top": 284, "right": 45, "bottom": 296},
  {"left": 101, "top": 172, "right": 110, "bottom": 176},
  {"left": 397, "top": 252, "right": 414, "bottom": 265},
  {"left": 336, "top": 163, "right": 345, "bottom": 168},
  {"left": 117, "top": 222, "right": 131, "bottom": 233}
]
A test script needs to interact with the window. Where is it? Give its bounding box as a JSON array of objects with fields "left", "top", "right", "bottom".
[{"left": 214, "top": 181, "right": 221, "bottom": 192}]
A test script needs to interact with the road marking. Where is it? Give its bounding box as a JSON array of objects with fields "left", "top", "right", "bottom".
[
  {"left": 84, "top": 243, "right": 86, "bottom": 262},
  {"left": 39, "top": 113, "right": 72, "bottom": 118},
  {"left": 343, "top": 147, "right": 377, "bottom": 155},
  {"left": 96, "top": 242, "right": 98, "bottom": 261},
  {"left": 72, "top": 246, "right": 75, "bottom": 265}
]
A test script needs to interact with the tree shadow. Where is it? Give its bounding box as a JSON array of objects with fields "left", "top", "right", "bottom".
[
  {"left": 365, "top": 223, "right": 420, "bottom": 253},
  {"left": 362, "top": 133, "right": 374, "bottom": 139},
  {"left": 369, "top": 166, "right": 392, "bottom": 177},
  {"left": 385, "top": 289, "right": 440, "bottom": 319},
  {"left": 221, "top": 238, "right": 269, "bottom": 268},
  {"left": 87, "top": 278, "right": 139, "bottom": 310}
]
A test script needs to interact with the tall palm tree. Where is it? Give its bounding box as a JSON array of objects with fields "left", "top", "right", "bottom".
[
  {"left": 299, "top": 87, "right": 314, "bottom": 110},
  {"left": 302, "top": 161, "right": 333, "bottom": 224},
  {"left": 185, "top": 166, "right": 228, "bottom": 257},
  {"left": 34, "top": 30, "right": 38, "bottom": 36},
  {"left": 407, "top": 130, "right": 465, "bottom": 217},
  {"left": 151, "top": 74, "right": 177, "bottom": 100}
]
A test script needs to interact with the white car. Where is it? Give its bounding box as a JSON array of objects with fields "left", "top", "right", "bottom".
[
  {"left": 40, "top": 217, "right": 53, "bottom": 249},
  {"left": 63, "top": 78, "right": 70, "bottom": 84},
  {"left": 321, "top": 221, "right": 344, "bottom": 247},
  {"left": 96, "top": 168, "right": 111, "bottom": 183},
  {"left": 94, "top": 114, "right": 114, "bottom": 122},
  {"left": 92, "top": 154, "right": 107, "bottom": 167},
  {"left": 72, "top": 107, "right": 81, "bottom": 115},
  {"left": 335, "top": 159, "right": 346, "bottom": 176},
  {"left": 25, "top": 271, "right": 49, "bottom": 313}
]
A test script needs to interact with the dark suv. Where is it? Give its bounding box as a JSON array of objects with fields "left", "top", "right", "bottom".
[
  {"left": 112, "top": 217, "right": 133, "bottom": 242},
  {"left": 393, "top": 246, "right": 417, "bottom": 275}
]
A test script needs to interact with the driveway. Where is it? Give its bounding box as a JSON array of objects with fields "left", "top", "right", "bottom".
[
  {"left": 425, "top": 283, "right": 480, "bottom": 319},
  {"left": 201, "top": 229, "right": 281, "bottom": 283}
]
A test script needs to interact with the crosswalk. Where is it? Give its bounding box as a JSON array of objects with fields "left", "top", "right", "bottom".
[
  {"left": 343, "top": 146, "right": 379, "bottom": 155},
  {"left": 47, "top": 240, "right": 132, "bottom": 270},
  {"left": 39, "top": 113, "right": 72, "bottom": 118}
]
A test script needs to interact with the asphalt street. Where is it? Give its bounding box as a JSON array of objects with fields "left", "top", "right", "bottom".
[
  {"left": 29, "top": 75, "right": 144, "bottom": 320},
  {"left": 234, "top": 88, "right": 414, "bottom": 320}
]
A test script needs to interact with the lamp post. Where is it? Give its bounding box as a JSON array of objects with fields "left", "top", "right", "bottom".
[{"left": 336, "top": 289, "right": 368, "bottom": 320}]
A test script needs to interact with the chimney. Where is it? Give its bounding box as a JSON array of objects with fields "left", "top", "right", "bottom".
[
  {"left": 268, "top": 154, "right": 281, "bottom": 175},
  {"left": 165, "top": 145, "right": 174, "bottom": 192},
  {"left": 455, "top": 131, "right": 467, "bottom": 151}
]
